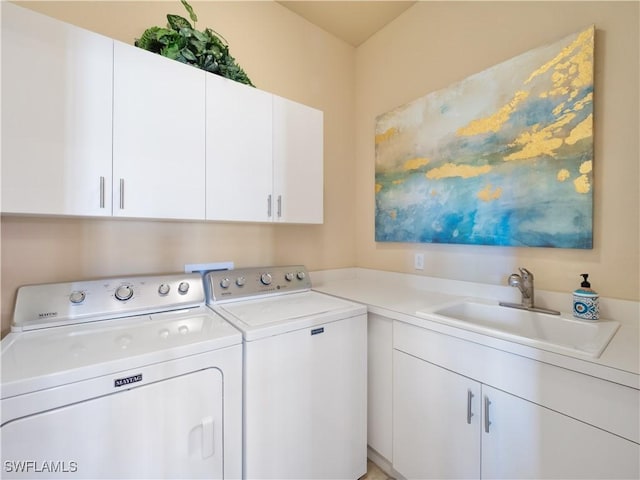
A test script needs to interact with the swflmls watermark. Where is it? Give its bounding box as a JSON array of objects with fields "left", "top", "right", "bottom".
[{"left": 4, "top": 460, "right": 78, "bottom": 474}]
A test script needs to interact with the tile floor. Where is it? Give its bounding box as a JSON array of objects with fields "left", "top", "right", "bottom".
[{"left": 361, "top": 460, "right": 394, "bottom": 480}]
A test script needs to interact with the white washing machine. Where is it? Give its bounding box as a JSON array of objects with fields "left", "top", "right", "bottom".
[
  {"left": 206, "top": 266, "right": 367, "bottom": 480},
  {"left": 1, "top": 273, "right": 242, "bottom": 479}
]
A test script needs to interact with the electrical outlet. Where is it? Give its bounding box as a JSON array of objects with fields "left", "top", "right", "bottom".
[{"left": 414, "top": 253, "right": 425, "bottom": 270}]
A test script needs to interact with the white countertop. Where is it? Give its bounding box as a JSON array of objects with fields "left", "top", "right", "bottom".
[{"left": 311, "top": 268, "right": 640, "bottom": 389}]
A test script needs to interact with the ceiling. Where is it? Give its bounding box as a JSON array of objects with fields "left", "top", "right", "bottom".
[{"left": 277, "top": 1, "right": 416, "bottom": 47}]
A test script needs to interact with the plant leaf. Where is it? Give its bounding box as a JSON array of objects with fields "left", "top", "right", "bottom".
[
  {"left": 135, "top": 26, "right": 162, "bottom": 51},
  {"left": 181, "top": 47, "right": 197, "bottom": 62},
  {"left": 204, "top": 28, "right": 228, "bottom": 46},
  {"left": 167, "top": 14, "right": 192, "bottom": 31},
  {"left": 135, "top": 1, "right": 255, "bottom": 86},
  {"left": 161, "top": 43, "right": 181, "bottom": 60},
  {"left": 191, "top": 29, "right": 208, "bottom": 42},
  {"left": 179, "top": 27, "right": 194, "bottom": 38},
  {"left": 205, "top": 44, "right": 223, "bottom": 60},
  {"left": 181, "top": 0, "right": 198, "bottom": 24},
  {"left": 189, "top": 38, "right": 206, "bottom": 53},
  {"left": 155, "top": 28, "right": 178, "bottom": 45}
]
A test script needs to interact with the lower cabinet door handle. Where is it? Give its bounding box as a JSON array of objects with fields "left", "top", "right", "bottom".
[
  {"left": 484, "top": 396, "right": 492, "bottom": 433},
  {"left": 99, "top": 176, "right": 105, "bottom": 208},
  {"left": 467, "top": 389, "right": 474, "bottom": 424},
  {"left": 119, "top": 178, "right": 125, "bottom": 210}
]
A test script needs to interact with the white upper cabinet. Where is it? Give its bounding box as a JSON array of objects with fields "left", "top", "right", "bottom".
[
  {"left": 112, "top": 41, "right": 206, "bottom": 220},
  {"left": 206, "top": 84, "right": 324, "bottom": 224},
  {"left": 2, "top": 4, "right": 322, "bottom": 223},
  {"left": 1, "top": 2, "right": 113, "bottom": 216},
  {"left": 206, "top": 74, "right": 273, "bottom": 222},
  {"left": 273, "top": 96, "right": 324, "bottom": 224}
]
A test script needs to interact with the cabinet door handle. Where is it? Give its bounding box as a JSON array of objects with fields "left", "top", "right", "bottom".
[
  {"left": 484, "top": 396, "right": 491, "bottom": 433},
  {"left": 277, "top": 195, "right": 282, "bottom": 218},
  {"left": 119, "top": 178, "right": 125, "bottom": 210},
  {"left": 467, "top": 389, "right": 474, "bottom": 424},
  {"left": 267, "top": 194, "right": 272, "bottom": 217},
  {"left": 99, "top": 176, "right": 105, "bottom": 208}
]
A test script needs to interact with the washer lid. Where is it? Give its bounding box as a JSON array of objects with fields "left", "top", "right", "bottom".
[
  {"left": 214, "top": 291, "right": 366, "bottom": 341},
  {"left": 1, "top": 306, "right": 241, "bottom": 398}
]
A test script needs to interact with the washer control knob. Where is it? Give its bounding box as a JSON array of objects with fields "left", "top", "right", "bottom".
[
  {"left": 297, "top": 271, "right": 306, "bottom": 281},
  {"left": 115, "top": 285, "right": 133, "bottom": 301},
  {"left": 260, "top": 273, "right": 273, "bottom": 285},
  {"left": 220, "top": 278, "right": 231, "bottom": 289},
  {"left": 158, "top": 283, "right": 170, "bottom": 295},
  {"left": 236, "top": 276, "right": 246, "bottom": 287},
  {"left": 69, "top": 290, "right": 86, "bottom": 304},
  {"left": 285, "top": 272, "right": 294, "bottom": 281},
  {"left": 178, "top": 282, "right": 190, "bottom": 294}
]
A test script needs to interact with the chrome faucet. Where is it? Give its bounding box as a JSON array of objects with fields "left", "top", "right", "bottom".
[
  {"left": 500, "top": 267, "right": 560, "bottom": 315},
  {"left": 508, "top": 267, "right": 534, "bottom": 308}
]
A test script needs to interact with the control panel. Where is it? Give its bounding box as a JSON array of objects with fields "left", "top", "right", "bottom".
[
  {"left": 206, "top": 265, "right": 311, "bottom": 302},
  {"left": 12, "top": 273, "right": 204, "bottom": 331}
]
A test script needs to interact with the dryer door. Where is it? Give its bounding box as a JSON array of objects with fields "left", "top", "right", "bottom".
[{"left": 1, "top": 368, "right": 223, "bottom": 479}]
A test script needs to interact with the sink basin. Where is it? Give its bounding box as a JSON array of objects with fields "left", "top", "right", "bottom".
[{"left": 416, "top": 300, "right": 620, "bottom": 358}]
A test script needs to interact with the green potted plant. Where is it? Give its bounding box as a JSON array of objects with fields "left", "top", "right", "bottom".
[{"left": 135, "top": 0, "right": 254, "bottom": 86}]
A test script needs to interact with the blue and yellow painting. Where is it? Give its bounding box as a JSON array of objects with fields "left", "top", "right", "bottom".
[{"left": 375, "top": 27, "right": 594, "bottom": 248}]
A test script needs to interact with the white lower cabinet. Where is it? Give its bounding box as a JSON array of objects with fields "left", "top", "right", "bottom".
[
  {"left": 481, "top": 383, "right": 639, "bottom": 479},
  {"left": 367, "top": 314, "right": 393, "bottom": 461},
  {"left": 393, "top": 347, "right": 640, "bottom": 479},
  {"left": 393, "top": 350, "right": 480, "bottom": 479}
]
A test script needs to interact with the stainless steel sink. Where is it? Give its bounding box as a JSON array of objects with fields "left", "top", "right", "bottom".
[{"left": 416, "top": 299, "right": 620, "bottom": 357}]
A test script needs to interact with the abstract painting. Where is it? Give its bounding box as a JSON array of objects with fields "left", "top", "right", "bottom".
[{"left": 375, "top": 26, "right": 594, "bottom": 248}]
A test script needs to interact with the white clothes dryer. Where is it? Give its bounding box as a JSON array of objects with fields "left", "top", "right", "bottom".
[
  {"left": 1, "top": 273, "right": 242, "bottom": 479},
  {"left": 206, "top": 266, "right": 367, "bottom": 480}
]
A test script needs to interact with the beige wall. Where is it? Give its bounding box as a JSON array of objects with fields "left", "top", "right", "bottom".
[
  {"left": 355, "top": 1, "right": 639, "bottom": 300},
  {"left": 2, "top": 1, "right": 639, "bottom": 334},
  {"left": 1, "top": 1, "right": 357, "bottom": 334}
]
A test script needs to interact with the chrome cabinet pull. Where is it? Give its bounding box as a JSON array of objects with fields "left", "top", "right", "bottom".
[
  {"left": 99, "top": 176, "right": 105, "bottom": 208},
  {"left": 467, "top": 389, "right": 474, "bottom": 424},
  {"left": 484, "top": 396, "right": 491, "bottom": 433},
  {"left": 119, "top": 178, "right": 124, "bottom": 210},
  {"left": 277, "top": 195, "right": 282, "bottom": 218},
  {"left": 267, "top": 194, "right": 272, "bottom": 217}
]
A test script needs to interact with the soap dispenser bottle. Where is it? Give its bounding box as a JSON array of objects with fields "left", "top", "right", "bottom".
[{"left": 573, "top": 273, "right": 599, "bottom": 320}]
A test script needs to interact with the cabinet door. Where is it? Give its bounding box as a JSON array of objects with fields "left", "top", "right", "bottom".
[
  {"left": 272, "top": 96, "right": 323, "bottom": 224},
  {"left": 206, "top": 74, "right": 273, "bottom": 222},
  {"left": 1, "top": 3, "right": 113, "bottom": 216},
  {"left": 113, "top": 42, "right": 205, "bottom": 220},
  {"left": 482, "top": 384, "right": 640, "bottom": 479},
  {"left": 393, "top": 350, "right": 481, "bottom": 479},
  {"left": 368, "top": 314, "right": 393, "bottom": 461}
]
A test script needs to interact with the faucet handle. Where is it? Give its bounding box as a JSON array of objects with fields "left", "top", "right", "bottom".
[{"left": 519, "top": 267, "right": 533, "bottom": 279}]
